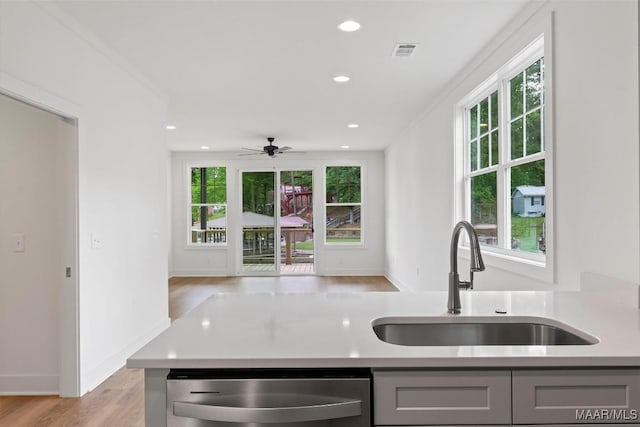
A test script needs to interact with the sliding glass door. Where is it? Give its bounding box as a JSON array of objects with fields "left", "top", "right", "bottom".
[
  {"left": 280, "top": 170, "right": 314, "bottom": 274},
  {"left": 240, "top": 169, "right": 314, "bottom": 275},
  {"left": 241, "top": 171, "right": 277, "bottom": 273}
]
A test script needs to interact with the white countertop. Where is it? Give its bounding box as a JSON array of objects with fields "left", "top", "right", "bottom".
[{"left": 126, "top": 290, "right": 640, "bottom": 369}]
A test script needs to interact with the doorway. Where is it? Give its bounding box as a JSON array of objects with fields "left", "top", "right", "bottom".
[
  {"left": 280, "top": 170, "right": 314, "bottom": 274},
  {"left": 240, "top": 169, "right": 314, "bottom": 275},
  {"left": 0, "top": 93, "right": 78, "bottom": 396}
]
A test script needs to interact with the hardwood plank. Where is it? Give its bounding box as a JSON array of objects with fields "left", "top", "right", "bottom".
[{"left": 0, "top": 275, "right": 396, "bottom": 425}]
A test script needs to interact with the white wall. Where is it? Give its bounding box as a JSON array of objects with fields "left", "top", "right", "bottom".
[
  {"left": 170, "top": 151, "right": 385, "bottom": 276},
  {"left": 386, "top": 0, "right": 639, "bottom": 291},
  {"left": 0, "top": 2, "right": 170, "bottom": 394}
]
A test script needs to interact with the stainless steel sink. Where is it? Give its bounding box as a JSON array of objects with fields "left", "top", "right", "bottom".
[{"left": 372, "top": 317, "right": 598, "bottom": 346}]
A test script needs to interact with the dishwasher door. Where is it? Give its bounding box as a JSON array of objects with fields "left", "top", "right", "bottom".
[{"left": 166, "top": 369, "right": 371, "bottom": 427}]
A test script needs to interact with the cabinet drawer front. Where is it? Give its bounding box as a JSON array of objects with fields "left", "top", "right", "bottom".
[
  {"left": 374, "top": 370, "right": 511, "bottom": 425},
  {"left": 512, "top": 369, "right": 640, "bottom": 424}
]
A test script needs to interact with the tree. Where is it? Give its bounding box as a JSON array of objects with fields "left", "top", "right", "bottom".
[
  {"left": 326, "top": 166, "right": 360, "bottom": 203},
  {"left": 511, "top": 159, "right": 545, "bottom": 190},
  {"left": 242, "top": 172, "right": 274, "bottom": 215},
  {"left": 471, "top": 172, "right": 497, "bottom": 224}
]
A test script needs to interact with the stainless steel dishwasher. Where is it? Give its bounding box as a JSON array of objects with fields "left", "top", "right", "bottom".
[{"left": 166, "top": 368, "right": 371, "bottom": 426}]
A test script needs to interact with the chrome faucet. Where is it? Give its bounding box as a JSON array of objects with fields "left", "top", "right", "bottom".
[{"left": 448, "top": 220, "right": 485, "bottom": 314}]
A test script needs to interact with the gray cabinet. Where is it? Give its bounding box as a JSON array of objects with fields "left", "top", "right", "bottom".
[
  {"left": 512, "top": 369, "right": 640, "bottom": 425},
  {"left": 374, "top": 369, "right": 640, "bottom": 426},
  {"left": 373, "top": 370, "right": 512, "bottom": 425}
]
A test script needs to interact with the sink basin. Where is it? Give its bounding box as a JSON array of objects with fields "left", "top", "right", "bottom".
[{"left": 372, "top": 316, "right": 598, "bottom": 346}]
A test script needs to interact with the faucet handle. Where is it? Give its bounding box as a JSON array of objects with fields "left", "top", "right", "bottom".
[
  {"left": 459, "top": 280, "right": 473, "bottom": 290},
  {"left": 460, "top": 271, "right": 474, "bottom": 290}
]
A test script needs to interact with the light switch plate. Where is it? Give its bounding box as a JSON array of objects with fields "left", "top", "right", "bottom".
[
  {"left": 13, "top": 233, "right": 25, "bottom": 252},
  {"left": 91, "top": 233, "right": 102, "bottom": 249}
]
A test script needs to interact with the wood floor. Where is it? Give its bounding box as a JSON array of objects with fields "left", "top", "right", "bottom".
[
  {"left": 169, "top": 275, "right": 397, "bottom": 320},
  {"left": 0, "top": 275, "right": 396, "bottom": 426}
]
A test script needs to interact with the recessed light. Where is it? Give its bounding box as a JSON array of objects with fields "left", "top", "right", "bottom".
[
  {"left": 341, "top": 145, "right": 350, "bottom": 149},
  {"left": 200, "top": 146, "right": 210, "bottom": 150},
  {"left": 166, "top": 125, "right": 177, "bottom": 130},
  {"left": 333, "top": 75, "right": 350, "bottom": 83},
  {"left": 347, "top": 123, "right": 359, "bottom": 128},
  {"left": 338, "top": 20, "right": 361, "bottom": 32}
]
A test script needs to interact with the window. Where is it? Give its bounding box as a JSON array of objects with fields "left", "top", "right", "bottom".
[
  {"left": 325, "top": 166, "right": 362, "bottom": 244},
  {"left": 458, "top": 35, "right": 549, "bottom": 268},
  {"left": 189, "top": 166, "right": 227, "bottom": 245}
]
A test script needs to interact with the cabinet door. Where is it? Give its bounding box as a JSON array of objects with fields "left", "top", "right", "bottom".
[
  {"left": 512, "top": 369, "right": 640, "bottom": 424},
  {"left": 374, "top": 370, "right": 512, "bottom": 425}
]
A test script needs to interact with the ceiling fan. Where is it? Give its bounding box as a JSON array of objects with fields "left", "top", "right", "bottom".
[{"left": 240, "top": 137, "right": 299, "bottom": 157}]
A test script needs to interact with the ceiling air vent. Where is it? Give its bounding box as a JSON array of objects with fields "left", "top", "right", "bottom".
[{"left": 392, "top": 43, "right": 418, "bottom": 58}]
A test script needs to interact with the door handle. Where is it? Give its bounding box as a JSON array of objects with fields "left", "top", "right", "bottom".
[{"left": 173, "top": 398, "right": 361, "bottom": 423}]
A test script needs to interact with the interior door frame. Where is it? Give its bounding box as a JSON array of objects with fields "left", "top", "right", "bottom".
[
  {"left": 1, "top": 72, "right": 81, "bottom": 397},
  {"left": 238, "top": 167, "right": 315, "bottom": 276}
]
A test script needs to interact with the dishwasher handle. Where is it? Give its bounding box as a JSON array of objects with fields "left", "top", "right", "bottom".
[{"left": 173, "top": 398, "right": 362, "bottom": 423}]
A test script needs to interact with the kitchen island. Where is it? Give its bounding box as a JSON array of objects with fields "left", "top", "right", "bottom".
[{"left": 127, "top": 289, "right": 640, "bottom": 426}]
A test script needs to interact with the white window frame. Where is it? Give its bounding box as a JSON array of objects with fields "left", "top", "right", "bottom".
[
  {"left": 324, "top": 163, "right": 365, "bottom": 246},
  {"left": 454, "top": 33, "right": 555, "bottom": 283},
  {"left": 186, "top": 164, "right": 228, "bottom": 247}
]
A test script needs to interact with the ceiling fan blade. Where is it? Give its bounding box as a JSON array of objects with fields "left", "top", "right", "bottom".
[
  {"left": 276, "top": 150, "right": 307, "bottom": 154},
  {"left": 239, "top": 139, "right": 302, "bottom": 157}
]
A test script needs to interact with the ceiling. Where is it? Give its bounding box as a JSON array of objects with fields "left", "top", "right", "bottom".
[{"left": 54, "top": 0, "right": 530, "bottom": 152}]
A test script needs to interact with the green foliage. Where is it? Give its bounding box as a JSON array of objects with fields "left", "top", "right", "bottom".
[
  {"left": 512, "top": 216, "right": 545, "bottom": 252},
  {"left": 525, "top": 110, "right": 542, "bottom": 155},
  {"left": 471, "top": 160, "right": 544, "bottom": 214},
  {"left": 511, "top": 58, "right": 543, "bottom": 159},
  {"left": 471, "top": 172, "right": 497, "bottom": 224},
  {"left": 326, "top": 166, "right": 361, "bottom": 203},
  {"left": 511, "top": 117, "right": 523, "bottom": 159},
  {"left": 511, "top": 159, "right": 545, "bottom": 190},
  {"left": 191, "top": 167, "right": 226, "bottom": 204},
  {"left": 191, "top": 167, "right": 227, "bottom": 230},
  {"left": 280, "top": 170, "right": 312, "bottom": 189},
  {"left": 294, "top": 239, "right": 314, "bottom": 250},
  {"left": 469, "top": 90, "right": 498, "bottom": 170},
  {"left": 326, "top": 237, "right": 361, "bottom": 243},
  {"left": 510, "top": 72, "right": 524, "bottom": 118},
  {"left": 525, "top": 59, "right": 543, "bottom": 112},
  {"left": 242, "top": 171, "right": 275, "bottom": 215}
]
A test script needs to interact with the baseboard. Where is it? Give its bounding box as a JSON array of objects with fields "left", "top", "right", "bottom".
[
  {"left": 171, "top": 270, "right": 390, "bottom": 277},
  {"left": 81, "top": 316, "right": 171, "bottom": 395},
  {"left": 384, "top": 273, "right": 414, "bottom": 292},
  {"left": 0, "top": 374, "right": 59, "bottom": 395},
  {"left": 170, "top": 269, "right": 229, "bottom": 277},
  {"left": 320, "top": 269, "right": 385, "bottom": 276}
]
